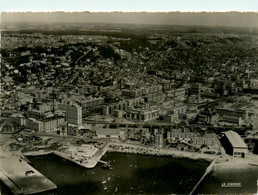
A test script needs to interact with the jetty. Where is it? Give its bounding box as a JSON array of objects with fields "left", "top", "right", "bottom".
[
  {"left": 98, "top": 160, "right": 107, "bottom": 164},
  {"left": 0, "top": 148, "right": 56, "bottom": 195},
  {"left": 86, "top": 142, "right": 110, "bottom": 168},
  {"left": 189, "top": 159, "right": 216, "bottom": 195}
]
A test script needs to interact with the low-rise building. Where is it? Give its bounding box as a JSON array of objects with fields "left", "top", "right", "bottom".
[
  {"left": 167, "top": 129, "right": 197, "bottom": 142},
  {"left": 192, "top": 133, "right": 219, "bottom": 146},
  {"left": 122, "top": 85, "right": 163, "bottom": 98},
  {"left": 125, "top": 106, "right": 160, "bottom": 122},
  {"left": 78, "top": 97, "right": 104, "bottom": 109},
  {"left": 9, "top": 114, "right": 26, "bottom": 126},
  {"left": 216, "top": 108, "right": 248, "bottom": 120},
  {"left": 67, "top": 124, "right": 79, "bottom": 136},
  {"left": 95, "top": 128, "right": 120, "bottom": 138},
  {"left": 222, "top": 116, "right": 243, "bottom": 125},
  {"left": 103, "top": 98, "right": 144, "bottom": 116},
  {"left": 144, "top": 92, "right": 166, "bottom": 103},
  {"left": 165, "top": 87, "right": 187, "bottom": 100},
  {"left": 25, "top": 116, "right": 65, "bottom": 132},
  {"left": 161, "top": 114, "right": 178, "bottom": 123}
]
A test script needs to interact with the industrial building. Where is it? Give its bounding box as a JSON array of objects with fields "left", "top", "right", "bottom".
[{"left": 220, "top": 130, "right": 248, "bottom": 158}]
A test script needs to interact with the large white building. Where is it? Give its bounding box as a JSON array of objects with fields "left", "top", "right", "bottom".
[
  {"left": 9, "top": 113, "right": 65, "bottom": 132},
  {"left": 58, "top": 103, "right": 82, "bottom": 125},
  {"left": 25, "top": 117, "right": 65, "bottom": 132}
]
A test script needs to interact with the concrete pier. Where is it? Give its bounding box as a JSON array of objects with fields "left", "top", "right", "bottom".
[
  {"left": 42, "top": 142, "right": 110, "bottom": 169},
  {"left": 98, "top": 160, "right": 107, "bottom": 164},
  {"left": 0, "top": 148, "right": 57, "bottom": 195},
  {"left": 85, "top": 142, "right": 109, "bottom": 168},
  {"left": 189, "top": 159, "right": 216, "bottom": 195}
]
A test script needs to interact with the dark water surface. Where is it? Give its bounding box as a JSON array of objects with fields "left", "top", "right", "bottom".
[
  {"left": 1, "top": 152, "right": 256, "bottom": 194},
  {"left": 31, "top": 152, "right": 209, "bottom": 194},
  {"left": 0, "top": 152, "right": 209, "bottom": 195}
]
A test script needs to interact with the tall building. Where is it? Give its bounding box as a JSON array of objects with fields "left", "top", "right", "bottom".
[{"left": 58, "top": 103, "right": 82, "bottom": 125}]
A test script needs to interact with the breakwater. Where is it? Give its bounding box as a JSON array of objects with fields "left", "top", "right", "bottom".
[{"left": 189, "top": 159, "right": 216, "bottom": 195}]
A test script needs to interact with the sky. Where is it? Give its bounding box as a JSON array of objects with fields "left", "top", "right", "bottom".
[{"left": 1, "top": 0, "right": 258, "bottom": 12}]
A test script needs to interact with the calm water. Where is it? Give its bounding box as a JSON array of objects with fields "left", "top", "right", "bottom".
[
  {"left": 1, "top": 153, "right": 257, "bottom": 194},
  {"left": 0, "top": 152, "right": 209, "bottom": 195}
]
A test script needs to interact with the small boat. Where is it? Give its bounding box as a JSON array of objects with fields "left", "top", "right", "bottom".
[
  {"left": 102, "top": 181, "right": 107, "bottom": 184},
  {"left": 102, "top": 161, "right": 113, "bottom": 169}
]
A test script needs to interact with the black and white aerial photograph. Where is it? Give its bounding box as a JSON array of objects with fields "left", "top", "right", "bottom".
[{"left": 0, "top": 0, "right": 258, "bottom": 194}]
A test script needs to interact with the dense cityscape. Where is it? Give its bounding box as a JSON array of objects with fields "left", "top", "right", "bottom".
[{"left": 0, "top": 22, "right": 258, "bottom": 194}]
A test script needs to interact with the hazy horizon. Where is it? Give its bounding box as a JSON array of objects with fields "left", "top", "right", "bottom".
[{"left": 1, "top": 12, "right": 258, "bottom": 28}]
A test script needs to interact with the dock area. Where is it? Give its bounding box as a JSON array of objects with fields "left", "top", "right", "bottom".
[{"left": 0, "top": 148, "right": 56, "bottom": 195}]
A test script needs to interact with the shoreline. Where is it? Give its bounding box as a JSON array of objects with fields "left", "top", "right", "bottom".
[
  {"left": 24, "top": 149, "right": 211, "bottom": 163},
  {"left": 23, "top": 142, "right": 258, "bottom": 172},
  {"left": 23, "top": 151, "right": 53, "bottom": 156},
  {"left": 107, "top": 143, "right": 215, "bottom": 162},
  {"left": 12, "top": 144, "right": 258, "bottom": 195},
  {"left": 23, "top": 142, "right": 215, "bottom": 169},
  {"left": 106, "top": 150, "right": 210, "bottom": 162}
]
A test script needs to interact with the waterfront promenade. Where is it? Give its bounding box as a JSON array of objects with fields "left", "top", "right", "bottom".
[
  {"left": 3, "top": 137, "right": 258, "bottom": 194},
  {"left": 23, "top": 140, "right": 258, "bottom": 170},
  {"left": 53, "top": 142, "right": 109, "bottom": 169},
  {"left": 24, "top": 141, "right": 215, "bottom": 170},
  {"left": 108, "top": 142, "right": 216, "bottom": 161},
  {"left": 0, "top": 148, "right": 56, "bottom": 195},
  {"left": 24, "top": 142, "right": 110, "bottom": 169}
]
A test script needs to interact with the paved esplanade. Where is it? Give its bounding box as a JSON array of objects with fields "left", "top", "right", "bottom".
[{"left": 0, "top": 148, "right": 56, "bottom": 195}]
